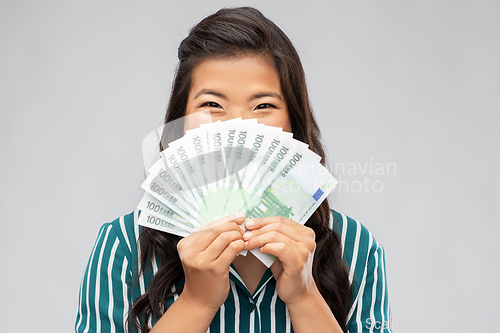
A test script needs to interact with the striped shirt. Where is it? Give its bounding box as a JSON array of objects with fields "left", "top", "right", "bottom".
[{"left": 76, "top": 210, "right": 392, "bottom": 332}]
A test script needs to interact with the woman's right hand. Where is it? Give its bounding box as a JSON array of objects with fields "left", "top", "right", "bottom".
[
  {"left": 177, "top": 213, "right": 246, "bottom": 311},
  {"left": 151, "top": 213, "right": 246, "bottom": 333}
]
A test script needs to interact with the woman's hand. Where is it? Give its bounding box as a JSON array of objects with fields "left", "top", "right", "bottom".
[
  {"left": 152, "top": 214, "right": 246, "bottom": 332},
  {"left": 177, "top": 213, "right": 246, "bottom": 310},
  {"left": 243, "top": 216, "right": 317, "bottom": 305},
  {"left": 243, "top": 217, "right": 342, "bottom": 332}
]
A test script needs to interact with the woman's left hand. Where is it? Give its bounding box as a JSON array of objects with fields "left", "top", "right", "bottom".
[{"left": 243, "top": 216, "right": 317, "bottom": 305}]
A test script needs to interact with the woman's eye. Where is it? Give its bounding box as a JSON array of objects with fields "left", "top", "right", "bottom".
[
  {"left": 201, "top": 101, "right": 222, "bottom": 108},
  {"left": 254, "top": 103, "right": 276, "bottom": 110}
]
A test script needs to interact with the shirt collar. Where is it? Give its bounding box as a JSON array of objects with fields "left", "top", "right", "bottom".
[{"left": 229, "top": 264, "right": 274, "bottom": 299}]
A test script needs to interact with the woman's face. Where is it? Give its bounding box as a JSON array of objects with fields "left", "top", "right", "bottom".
[{"left": 184, "top": 55, "right": 291, "bottom": 132}]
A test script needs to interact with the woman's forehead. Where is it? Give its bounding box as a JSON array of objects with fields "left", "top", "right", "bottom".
[{"left": 189, "top": 55, "right": 282, "bottom": 98}]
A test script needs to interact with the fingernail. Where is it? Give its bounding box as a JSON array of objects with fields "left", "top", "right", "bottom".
[
  {"left": 235, "top": 213, "right": 246, "bottom": 219},
  {"left": 245, "top": 220, "right": 254, "bottom": 227},
  {"left": 243, "top": 231, "right": 252, "bottom": 240},
  {"left": 244, "top": 241, "right": 248, "bottom": 247}
]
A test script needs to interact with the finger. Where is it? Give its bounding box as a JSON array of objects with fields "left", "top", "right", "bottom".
[
  {"left": 244, "top": 230, "right": 298, "bottom": 252},
  {"left": 244, "top": 216, "right": 300, "bottom": 231},
  {"left": 243, "top": 221, "right": 313, "bottom": 244},
  {"left": 247, "top": 230, "right": 314, "bottom": 272},
  {"left": 179, "top": 222, "right": 244, "bottom": 253},
  {"left": 198, "top": 213, "right": 246, "bottom": 231},
  {"left": 258, "top": 242, "right": 307, "bottom": 272},
  {"left": 214, "top": 239, "right": 246, "bottom": 268},
  {"left": 203, "top": 230, "right": 244, "bottom": 261}
]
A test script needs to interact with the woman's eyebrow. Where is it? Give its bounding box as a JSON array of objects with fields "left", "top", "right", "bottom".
[
  {"left": 194, "top": 89, "right": 282, "bottom": 101},
  {"left": 250, "top": 92, "right": 282, "bottom": 101},
  {"left": 194, "top": 89, "right": 227, "bottom": 99}
]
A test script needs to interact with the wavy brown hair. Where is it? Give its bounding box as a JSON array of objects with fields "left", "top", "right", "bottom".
[{"left": 130, "top": 7, "right": 351, "bottom": 332}]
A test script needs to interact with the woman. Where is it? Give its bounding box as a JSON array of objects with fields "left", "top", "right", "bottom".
[{"left": 76, "top": 7, "right": 392, "bottom": 333}]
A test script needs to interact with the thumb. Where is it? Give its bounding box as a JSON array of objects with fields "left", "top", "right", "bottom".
[{"left": 197, "top": 213, "right": 246, "bottom": 231}]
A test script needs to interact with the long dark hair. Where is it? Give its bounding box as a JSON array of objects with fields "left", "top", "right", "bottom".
[{"left": 130, "top": 7, "right": 351, "bottom": 332}]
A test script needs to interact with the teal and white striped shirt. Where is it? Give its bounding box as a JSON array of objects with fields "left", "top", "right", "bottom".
[{"left": 76, "top": 210, "right": 392, "bottom": 332}]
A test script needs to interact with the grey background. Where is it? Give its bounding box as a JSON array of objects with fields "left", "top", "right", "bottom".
[{"left": 1, "top": 1, "right": 499, "bottom": 332}]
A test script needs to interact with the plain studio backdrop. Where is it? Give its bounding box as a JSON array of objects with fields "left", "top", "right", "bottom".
[{"left": 1, "top": 1, "right": 498, "bottom": 332}]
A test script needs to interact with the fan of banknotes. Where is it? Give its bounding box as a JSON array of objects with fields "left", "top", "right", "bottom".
[{"left": 136, "top": 118, "right": 338, "bottom": 266}]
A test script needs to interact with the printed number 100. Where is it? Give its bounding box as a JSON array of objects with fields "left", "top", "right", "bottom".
[{"left": 146, "top": 215, "right": 163, "bottom": 225}]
